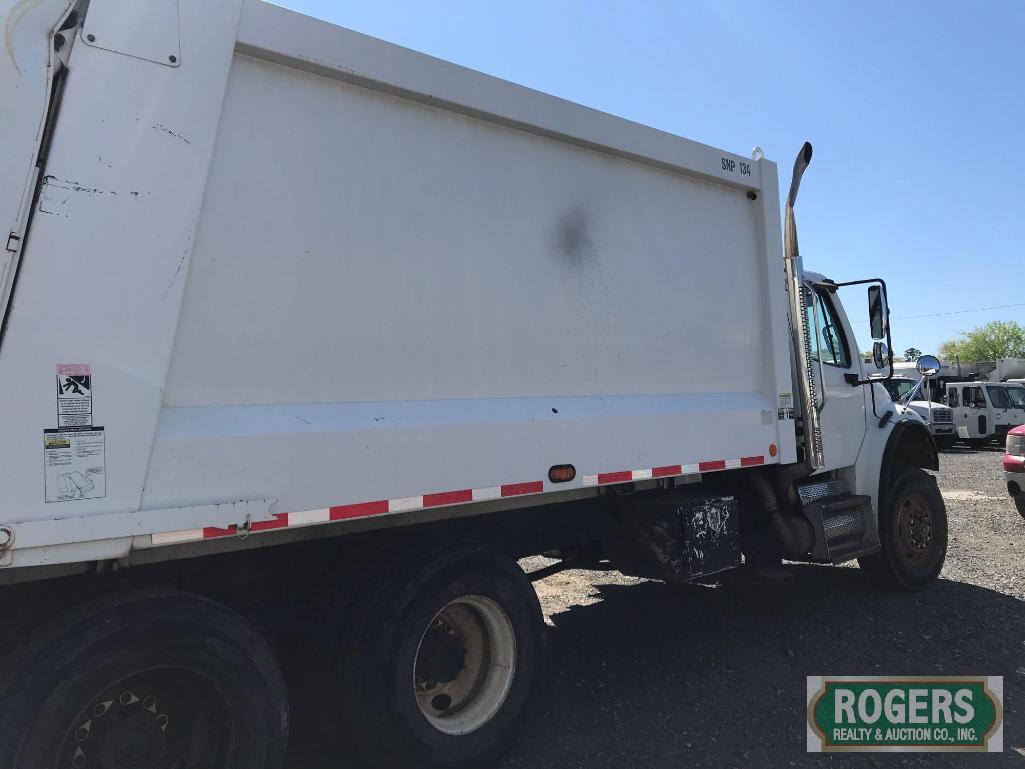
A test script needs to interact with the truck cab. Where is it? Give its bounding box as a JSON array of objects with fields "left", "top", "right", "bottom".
[
  {"left": 946, "top": 382, "right": 1001, "bottom": 446},
  {"left": 991, "top": 382, "right": 1025, "bottom": 437}
]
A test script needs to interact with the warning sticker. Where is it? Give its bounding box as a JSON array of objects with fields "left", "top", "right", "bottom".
[
  {"left": 56, "top": 363, "right": 92, "bottom": 428},
  {"left": 777, "top": 392, "right": 795, "bottom": 421},
  {"left": 44, "top": 427, "right": 106, "bottom": 502}
]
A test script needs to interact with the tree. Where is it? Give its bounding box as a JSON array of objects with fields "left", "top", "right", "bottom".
[
  {"left": 903, "top": 347, "right": 922, "bottom": 362},
  {"left": 939, "top": 320, "right": 1025, "bottom": 362}
]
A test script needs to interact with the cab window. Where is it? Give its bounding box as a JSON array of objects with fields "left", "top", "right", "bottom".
[
  {"left": 987, "top": 386, "right": 1010, "bottom": 409},
  {"left": 805, "top": 289, "right": 851, "bottom": 368},
  {"left": 947, "top": 388, "right": 959, "bottom": 408},
  {"left": 1007, "top": 387, "right": 1025, "bottom": 409},
  {"left": 965, "top": 386, "right": 986, "bottom": 409}
]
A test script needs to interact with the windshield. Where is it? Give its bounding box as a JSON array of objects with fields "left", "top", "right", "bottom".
[
  {"left": 987, "top": 385, "right": 1010, "bottom": 409},
  {"left": 1006, "top": 386, "right": 1025, "bottom": 409},
  {"left": 882, "top": 378, "right": 916, "bottom": 402}
]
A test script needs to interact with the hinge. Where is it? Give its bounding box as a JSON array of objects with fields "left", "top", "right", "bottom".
[{"left": 5, "top": 232, "right": 20, "bottom": 254}]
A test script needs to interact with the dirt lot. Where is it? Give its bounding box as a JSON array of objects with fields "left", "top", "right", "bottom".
[{"left": 502, "top": 447, "right": 1025, "bottom": 767}]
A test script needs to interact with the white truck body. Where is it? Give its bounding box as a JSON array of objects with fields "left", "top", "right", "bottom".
[
  {"left": 991, "top": 358, "right": 1025, "bottom": 382},
  {"left": 3, "top": 0, "right": 806, "bottom": 569}
]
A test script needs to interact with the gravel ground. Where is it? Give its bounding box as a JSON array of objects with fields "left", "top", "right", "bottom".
[{"left": 501, "top": 447, "right": 1025, "bottom": 768}]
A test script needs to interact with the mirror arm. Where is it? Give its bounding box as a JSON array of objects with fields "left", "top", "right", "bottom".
[{"left": 830, "top": 277, "right": 895, "bottom": 387}]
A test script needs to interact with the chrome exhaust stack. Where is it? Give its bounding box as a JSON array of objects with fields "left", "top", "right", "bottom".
[{"left": 784, "top": 142, "right": 824, "bottom": 470}]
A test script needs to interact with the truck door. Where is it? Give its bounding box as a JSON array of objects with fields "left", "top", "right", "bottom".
[
  {"left": 957, "top": 385, "right": 991, "bottom": 440},
  {"left": 987, "top": 384, "right": 1012, "bottom": 437},
  {"left": 807, "top": 286, "right": 866, "bottom": 470},
  {"left": 1006, "top": 385, "right": 1025, "bottom": 428}
]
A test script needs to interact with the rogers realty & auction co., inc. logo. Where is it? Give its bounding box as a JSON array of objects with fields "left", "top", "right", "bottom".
[{"left": 807, "top": 676, "right": 1002, "bottom": 752}]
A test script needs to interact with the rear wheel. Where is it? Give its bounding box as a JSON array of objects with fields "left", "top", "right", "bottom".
[
  {"left": 0, "top": 589, "right": 288, "bottom": 769},
  {"left": 859, "top": 468, "right": 947, "bottom": 590},
  {"left": 1015, "top": 497, "right": 1025, "bottom": 520},
  {"left": 298, "top": 543, "right": 545, "bottom": 768}
]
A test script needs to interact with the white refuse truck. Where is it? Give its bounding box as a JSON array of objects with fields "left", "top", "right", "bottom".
[{"left": 0, "top": 1, "right": 945, "bottom": 766}]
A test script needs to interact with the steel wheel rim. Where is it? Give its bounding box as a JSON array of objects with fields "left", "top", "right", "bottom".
[
  {"left": 897, "top": 492, "right": 934, "bottom": 563},
  {"left": 56, "top": 668, "right": 230, "bottom": 769},
  {"left": 413, "top": 595, "right": 517, "bottom": 736}
]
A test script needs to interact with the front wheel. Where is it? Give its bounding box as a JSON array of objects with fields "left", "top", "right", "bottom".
[
  {"left": 859, "top": 468, "right": 947, "bottom": 590},
  {"left": 1015, "top": 497, "right": 1025, "bottom": 521}
]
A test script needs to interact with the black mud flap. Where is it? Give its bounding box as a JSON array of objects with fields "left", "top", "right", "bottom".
[{"left": 606, "top": 493, "right": 741, "bottom": 582}]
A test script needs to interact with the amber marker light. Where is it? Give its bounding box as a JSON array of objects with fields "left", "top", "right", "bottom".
[{"left": 548, "top": 465, "right": 576, "bottom": 483}]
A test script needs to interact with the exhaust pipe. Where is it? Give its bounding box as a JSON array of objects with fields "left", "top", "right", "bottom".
[
  {"left": 746, "top": 471, "right": 814, "bottom": 558},
  {"left": 783, "top": 142, "right": 824, "bottom": 470}
]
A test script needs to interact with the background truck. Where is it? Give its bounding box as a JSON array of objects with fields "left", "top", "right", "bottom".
[
  {"left": 946, "top": 381, "right": 1025, "bottom": 446},
  {"left": 0, "top": 1, "right": 945, "bottom": 766},
  {"left": 877, "top": 374, "right": 956, "bottom": 450}
]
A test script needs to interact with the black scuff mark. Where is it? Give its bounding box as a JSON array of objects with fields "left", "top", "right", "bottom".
[
  {"left": 38, "top": 176, "right": 149, "bottom": 216},
  {"left": 161, "top": 234, "right": 193, "bottom": 301},
  {"left": 555, "top": 207, "right": 596, "bottom": 266},
  {"left": 296, "top": 415, "right": 312, "bottom": 426},
  {"left": 153, "top": 123, "right": 191, "bottom": 144}
]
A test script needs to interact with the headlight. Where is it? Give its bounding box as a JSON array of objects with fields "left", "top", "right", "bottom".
[{"left": 1006, "top": 433, "right": 1025, "bottom": 456}]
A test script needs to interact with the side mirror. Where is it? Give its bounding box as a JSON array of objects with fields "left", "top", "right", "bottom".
[
  {"left": 873, "top": 341, "right": 889, "bottom": 370},
  {"left": 916, "top": 354, "right": 940, "bottom": 376},
  {"left": 868, "top": 285, "right": 886, "bottom": 340}
]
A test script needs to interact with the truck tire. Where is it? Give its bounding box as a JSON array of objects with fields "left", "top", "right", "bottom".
[
  {"left": 1015, "top": 497, "right": 1025, "bottom": 520},
  {"left": 302, "top": 542, "right": 545, "bottom": 768},
  {"left": 858, "top": 468, "right": 947, "bottom": 591},
  {"left": 0, "top": 588, "right": 288, "bottom": 769}
]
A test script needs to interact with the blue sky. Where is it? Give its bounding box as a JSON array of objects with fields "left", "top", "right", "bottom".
[{"left": 281, "top": 0, "right": 1024, "bottom": 356}]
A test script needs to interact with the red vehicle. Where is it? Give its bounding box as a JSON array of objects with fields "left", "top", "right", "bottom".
[{"left": 1004, "top": 425, "right": 1025, "bottom": 518}]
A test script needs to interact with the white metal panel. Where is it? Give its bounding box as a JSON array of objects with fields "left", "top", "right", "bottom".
[
  {"left": 235, "top": 1, "right": 760, "bottom": 193},
  {"left": 165, "top": 54, "right": 769, "bottom": 405},
  {"left": 0, "top": 0, "right": 245, "bottom": 524},
  {"left": 80, "top": 0, "right": 180, "bottom": 68},
  {"left": 752, "top": 157, "right": 798, "bottom": 465},
  {"left": 141, "top": 394, "right": 781, "bottom": 514},
  {"left": 149, "top": 41, "right": 790, "bottom": 516}
]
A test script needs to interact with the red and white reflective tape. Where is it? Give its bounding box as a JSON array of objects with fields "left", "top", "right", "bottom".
[
  {"left": 581, "top": 455, "right": 764, "bottom": 486},
  {"left": 150, "top": 480, "right": 544, "bottom": 546},
  {"left": 150, "top": 457, "right": 764, "bottom": 547}
]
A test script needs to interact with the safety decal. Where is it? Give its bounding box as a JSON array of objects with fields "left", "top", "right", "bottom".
[
  {"left": 44, "top": 427, "right": 106, "bottom": 502},
  {"left": 46, "top": 364, "right": 106, "bottom": 502},
  {"left": 56, "top": 363, "right": 92, "bottom": 428},
  {"left": 778, "top": 392, "right": 795, "bottom": 420}
]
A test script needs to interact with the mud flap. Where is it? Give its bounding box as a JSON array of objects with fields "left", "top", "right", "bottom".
[{"left": 606, "top": 493, "right": 741, "bottom": 582}]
